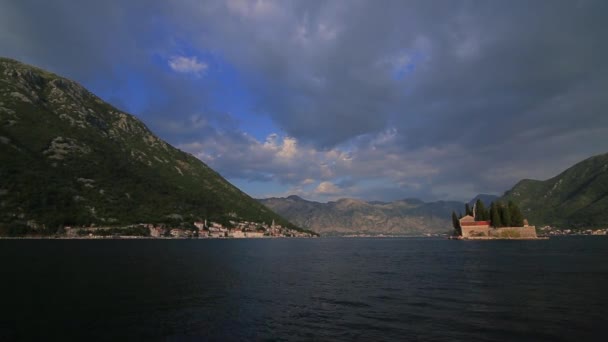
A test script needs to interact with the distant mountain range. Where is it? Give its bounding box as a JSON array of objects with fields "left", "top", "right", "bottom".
[
  {"left": 259, "top": 195, "right": 464, "bottom": 236},
  {"left": 0, "top": 57, "right": 298, "bottom": 234},
  {"left": 262, "top": 151, "right": 608, "bottom": 234},
  {"left": 2, "top": 58, "right": 605, "bottom": 236},
  {"left": 502, "top": 152, "right": 608, "bottom": 228}
]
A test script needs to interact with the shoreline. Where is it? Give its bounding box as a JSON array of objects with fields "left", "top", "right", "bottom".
[
  {"left": 449, "top": 236, "right": 548, "bottom": 240},
  {"left": 464, "top": 236, "right": 548, "bottom": 240},
  {"left": 0, "top": 236, "right": 316, "bottom": 240}
]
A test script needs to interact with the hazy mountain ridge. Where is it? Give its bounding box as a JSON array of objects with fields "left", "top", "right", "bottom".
[
  {"left": 468, "top": 194, "right": 499, "bottom": 206},
  {"left": 259, "top": 195, "right": 464, "bottom": 235},
  {"left": 0, "top": 57, "right": 298, "bottom": 233},
  {"left": 502, "top": 152, "right": 608, "bottom": 228},
  {"left": 265, "top": 150, "right": 608, "bottom": 233}
]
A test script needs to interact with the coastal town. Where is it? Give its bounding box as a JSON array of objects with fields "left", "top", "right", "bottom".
[
  {"left": 537, "top": 226, "right": 608, "bottom": 237},
  {"left": 63, "top": 220, "right": 317, "bottom": 239}
]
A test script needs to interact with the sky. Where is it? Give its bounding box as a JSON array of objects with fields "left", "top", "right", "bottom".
[{"left": 1, "top": 0, "right": 607, "bottom": 202}]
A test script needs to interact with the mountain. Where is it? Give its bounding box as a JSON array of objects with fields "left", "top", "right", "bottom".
[
  {"left": 468, "top": 194, "right": 499, "bottom": 206},
  {"left": 0, "top": 57, "right": 298, "bottom": 235},
  {"left": 502, "top": 152, "right": 608, "bottom": 228},
  {"left": 259, "top": 196, "right": 464, "bottom": 236}
]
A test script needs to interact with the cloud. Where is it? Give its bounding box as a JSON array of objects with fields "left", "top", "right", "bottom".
[
  {"left": 178, "top": 128, "right": 454, "bottom": 200},
  {"left": 178, "top": 132, "right": 343, "bottom": 184},
  {"left": 2, "top": 0, "right": 607, "bottom": 202},
  {"left": 314, "top": 181, "right": 341, "bottom": 195},
  {"left": 168, "top": 56, "right": 208, "bottom": 76}
]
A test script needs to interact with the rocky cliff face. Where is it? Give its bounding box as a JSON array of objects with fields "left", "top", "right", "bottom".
[
  {"left": 502, "top": 152, "right": 608, "bottom": 228},
  {"left": 259, "top": 195, "right": 464, "bottom": 235},
  {"left": 0, "top": 57, "right": 296, "bottom": 233}
]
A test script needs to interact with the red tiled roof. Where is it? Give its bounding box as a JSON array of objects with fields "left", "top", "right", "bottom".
[{"left": 461, "top": 221, "right": 491, "bottom": 226}]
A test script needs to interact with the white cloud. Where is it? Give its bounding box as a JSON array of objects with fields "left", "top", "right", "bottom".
[
  {"left": 168, "top": 56, "right": 208, "bottom": 76},
  {"left": 177, "top": 128, "right": 453, "bottom": 201},
  {"left": 259, "top": 134, "right": 300, "bottom": 159},
  {"left": 314, "top": 181, "right": 341, "bottom": 195},
  {"left": 277, "top": 136, "right": 297, "bottom": 158}
]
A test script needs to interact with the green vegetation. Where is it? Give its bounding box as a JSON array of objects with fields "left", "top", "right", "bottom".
[
  {"left": 490, "top": 202, "right": 501, "bottom": 227},
  {"left": 499, "top": 203, "right": 511, "bottom": 227},
  {"left": 473, "top": 199, "right": 488, "bottom": 221},
  {"left": 491, "top": 201, "right": 527, "bottom": 228},
  {"left": 501, "top": 152, "right": 608, "bottom": 228},
  {"left": 451, "top": 211, "right": 461, "bottom": 235},
  {"left": 507, "top": 200, "right": 524, "bottom": 227},
  {"left": 0, "top": 57, "right": 307, "bottom": 236},
  {"left": 454, "top": 201, "right": 526, "bottom": 230}
]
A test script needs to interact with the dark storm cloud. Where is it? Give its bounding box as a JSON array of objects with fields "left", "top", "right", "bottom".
[
  {"left": 396, "top": 1, "right": 608, "bottom": 148},
  {"left": 179, "top": 0, "right": 608, "bottom": 148},
  {"left": 183, "top": 0, "right": 608, "bottom": 199},
  {"left": 1, "top": 1, "right": 155, "bottom": 81},
  {"left": 2, "top": 0, "right": 607, "bottom": 201},
  {"left": 0, "top": 0, "right": 221, "bottom": 143}
]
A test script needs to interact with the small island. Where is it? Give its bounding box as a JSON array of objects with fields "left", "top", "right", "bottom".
[{"left": 450, "top": 200, "right": 538, "bottom": 239}]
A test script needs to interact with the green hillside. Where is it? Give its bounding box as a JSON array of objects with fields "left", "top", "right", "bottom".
[
  {"left": 502, "top": 152, "right": 608, "bottom": 228},
  {"left": 0, "top": 57, "right": 298, "bottom": 235}
]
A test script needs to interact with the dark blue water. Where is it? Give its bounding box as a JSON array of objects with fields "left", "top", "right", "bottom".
[{"left": 1, "top": 237, "right": 607, "bottom": 341}]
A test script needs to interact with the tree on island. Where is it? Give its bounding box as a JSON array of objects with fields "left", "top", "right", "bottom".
[
  {"left": 474, "top": 199, "right": 488, "bottom": 221},
  {"left": 499, "top": 203, "right": 512, "bottom": 227},
  {"left": 455, "top": 200, "right": 525, "bottom": 228},
  {"left": 451, "top": 211, "right": 461, "bottom": 235},
  {"left": 508, "top": 200, "right": 525, "bottom": 227},
  {"left": 490, "top": 202, "right": 502, "bottom": 227}
]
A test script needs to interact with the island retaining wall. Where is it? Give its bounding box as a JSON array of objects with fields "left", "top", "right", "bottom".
[{"left": 461, "top": 226, "right": 537, "bottom": 238}]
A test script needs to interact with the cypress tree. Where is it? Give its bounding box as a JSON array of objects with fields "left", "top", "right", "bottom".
[
  {"left": 465, "top": 203, "right": 472, "bottom": 216},
  {"left": 508, "top": 200, "right": 525, "bottom": 227},
  {"left": 499, "top": 203, "right": 511, "bottom": 227},
  {"left": 451, "top": 211, "right": 461, "bottom": 235},
  {"left": 490, "top": 202, "right": 501, "bottom": 227},
  {"left": 474, "top": 199, "right": 487, "bottom": 221}
]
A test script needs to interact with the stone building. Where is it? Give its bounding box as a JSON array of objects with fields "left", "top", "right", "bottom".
[{"left": 458, "top": 215, "right": 537, "bottom": 239}]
